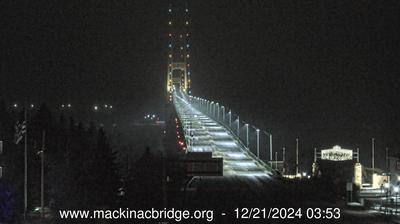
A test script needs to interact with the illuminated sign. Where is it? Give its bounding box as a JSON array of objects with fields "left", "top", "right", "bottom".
[{"left": 321, "top": 145, "right": 353, "bottom": 161}]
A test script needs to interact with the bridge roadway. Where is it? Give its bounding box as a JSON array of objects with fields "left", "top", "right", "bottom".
[{"left": 173, "top": 93, "right": 274, "bottom": 177}]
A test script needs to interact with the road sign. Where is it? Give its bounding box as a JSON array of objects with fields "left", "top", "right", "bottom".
[{"left": 184, "top": 152, "right": 223, "bottom": 176}]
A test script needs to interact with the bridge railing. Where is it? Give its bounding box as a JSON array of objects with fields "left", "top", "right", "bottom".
[{"left": 184, "top": 93, "right": 276, "bottom": 171}]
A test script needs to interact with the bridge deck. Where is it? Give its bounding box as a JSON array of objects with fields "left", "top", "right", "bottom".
[{"left": 174, "top": 94, "right": 273, "bottom": 177}]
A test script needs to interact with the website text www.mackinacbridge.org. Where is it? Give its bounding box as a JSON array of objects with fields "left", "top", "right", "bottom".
[{"left": 59, "top": 208, "right": 214, "bottom": 222}]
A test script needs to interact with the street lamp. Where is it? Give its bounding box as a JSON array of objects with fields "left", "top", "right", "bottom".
[
  {"left": 256, "top": 129, "right": 260, "bottom": 158},
  {"left": 216, "top": 103, "right": 219, "bottom": 121},
  {"left": 237, "top": 116, "right": 240, "bottom": 136},
  {"left": 245, "top": 124, "right": 249, "bottom": 147},
  {"left": 221, "top": 106, "right": 225, "bottom": 123},
  {"left": 228, "top": 111, "right": 232, "bottom": 127}
]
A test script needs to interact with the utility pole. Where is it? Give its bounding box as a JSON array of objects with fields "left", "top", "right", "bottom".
[
  {"left": 40, "top": 130, "right": 45, "bottom": 219},
  {"left": 24, "top": 107, "right": 28, "bottom": 220},
  {"left": 296, "top": 138, "right": 299, "bottom": 175}
]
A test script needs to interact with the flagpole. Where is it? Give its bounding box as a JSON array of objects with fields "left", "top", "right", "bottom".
[{"left": 24, "top": 107, "right": 28, "bottom": 220}]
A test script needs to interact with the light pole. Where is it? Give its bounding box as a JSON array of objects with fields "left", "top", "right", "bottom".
[
  {"left": 245, "top": 124, "right": 249, "bottom": 147},
  {"left": 211, "top": 102, "right": 214, "bottom": 117},
  {"left": 228, "top": 111, "right": 232, "bottom": 127},
  {"left": 256, "top": 129, "right": 260, "bottom": 158},
  {"left": 222, "top": 106, "right": 225, "bottom": 123},
  {"left": 38, "top": 130, "right": 46, "bottom": 219},
  {"left": 216, "top": 103, "right": 219, "bottom": 121},
  {"left": 237, "top": 116, "right": 240, "bottom": 136},
  {"left": 269, "top": 134, "right": 273, "bottom": 161},
  {"left": 296, "top": 138, "right": 299, "bottom": 176}
]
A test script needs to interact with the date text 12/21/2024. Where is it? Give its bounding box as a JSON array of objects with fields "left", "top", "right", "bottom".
[{"left": 234, "top": 208, "right": 341, "bottom": 220}]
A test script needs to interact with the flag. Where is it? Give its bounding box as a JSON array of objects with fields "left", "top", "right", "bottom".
[{"left": 14, "top": 120, "right": 26, "bottom": 145}]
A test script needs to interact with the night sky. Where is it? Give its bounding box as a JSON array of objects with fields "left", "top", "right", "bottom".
[{"left": 1, "top": 1, "right": 399, "bottom": 170}]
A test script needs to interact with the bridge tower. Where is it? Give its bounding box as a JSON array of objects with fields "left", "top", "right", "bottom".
[{"left": 167, "top": 2, "right": 191, "bottom": 99}]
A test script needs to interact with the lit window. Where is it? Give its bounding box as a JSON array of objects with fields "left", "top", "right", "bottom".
[
  {"left": 169, "top": 8, "right": 172, "bottom": 13},
  {"left": 186, "top": 54, "right": 190, "bottom": 58},
  {"left": 168, "top": 21, "right": 172, "bottom": 25},
  {"left": 169, "top": 44, "right": 172, "bottom": 48},
  {"left": 186, "top": 33, "right": 189, "bottom": 37},
  {"left": 185, "top": 21, "right": 189, "bottom": 25},
  {"left": 169, "top": 54, "right": 172, "bottom": 58},
  {"left": 186, "top": 44, "right": 190, "bottom": 48},
  {"left": 168, "top": 33, "right": 172, "bottom": 37},
  {"left": 186, "top": 9, "right": 189, "bottom": 12}
]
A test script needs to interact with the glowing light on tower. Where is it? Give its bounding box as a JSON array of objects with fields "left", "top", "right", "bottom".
[{"left": 166, "top": 2, "right": 191, "bottom": 96}]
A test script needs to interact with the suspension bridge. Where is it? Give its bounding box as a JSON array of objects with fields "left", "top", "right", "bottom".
[{"left": 166, "top": 4, "right": 278, "bottom": 177}]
